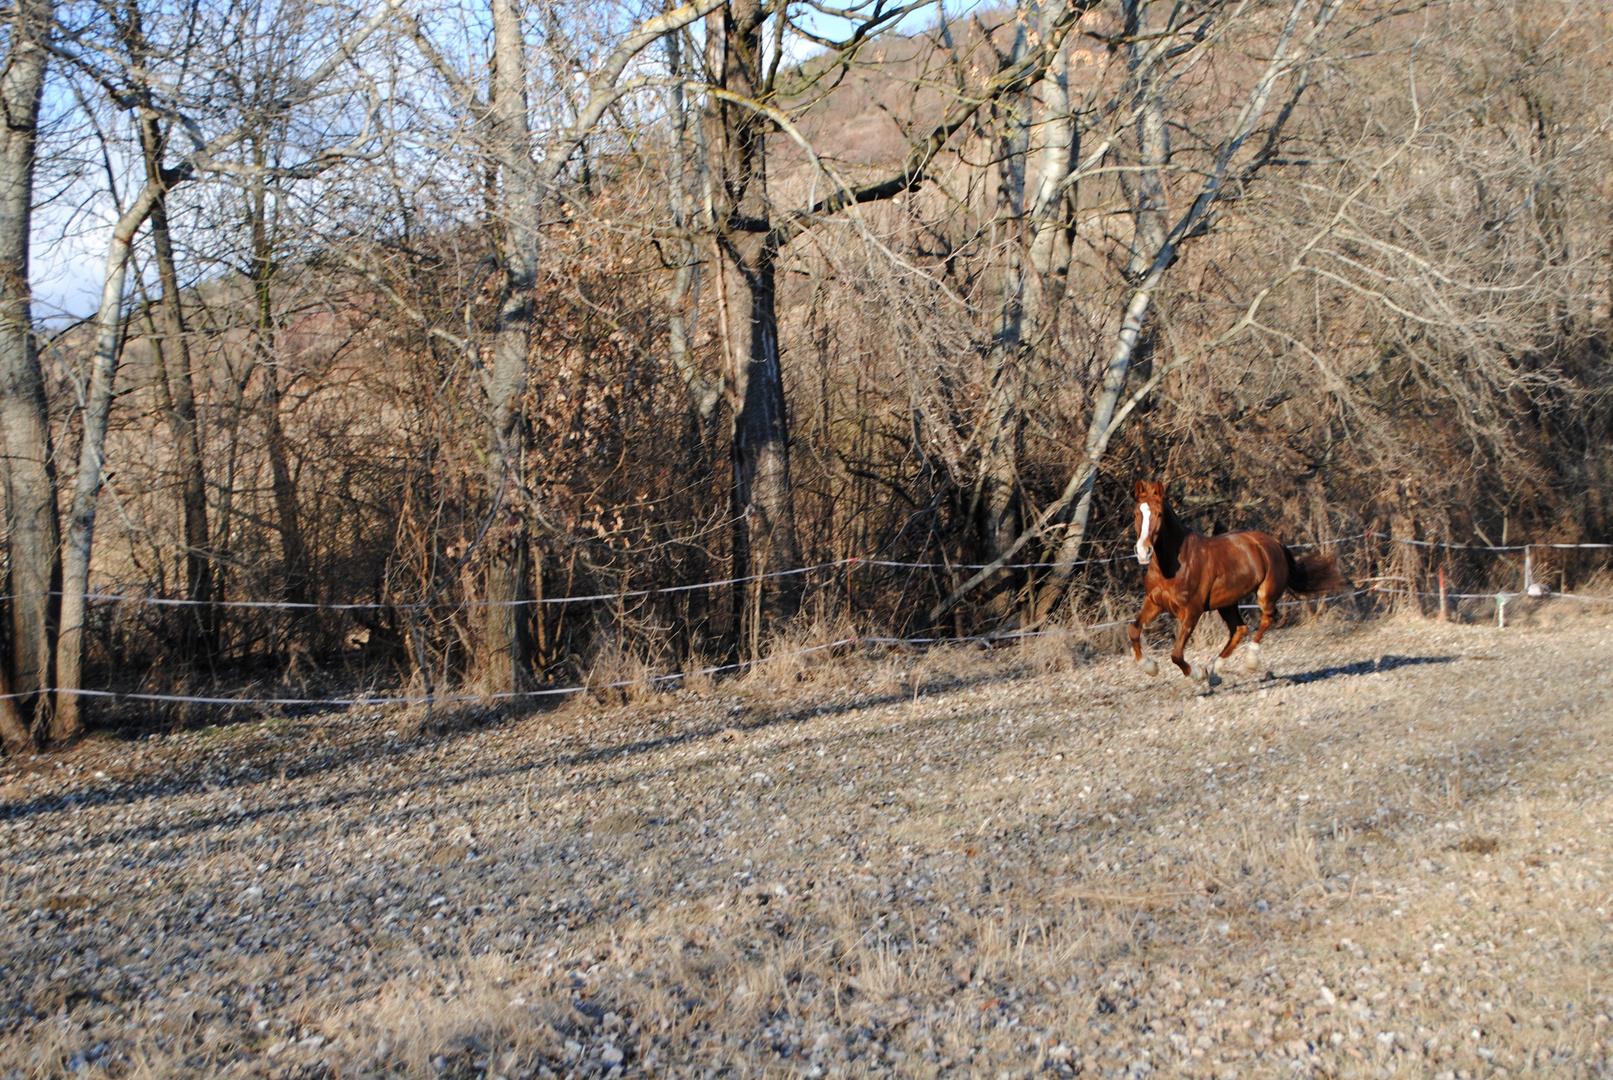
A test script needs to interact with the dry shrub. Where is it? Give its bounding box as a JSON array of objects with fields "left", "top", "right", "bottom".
[
  {"left": 847, "top": 648, "right": 919, "bottom": 700},
  {"left": 1570, "top": 565, "right": 1613, "bottom": 601},
  {"left": 1066, "top": 590, "right": 1137, "bottom": 656},
  {"left": 1020, "top": 626, "right": 1086, "bottom": 676},
  {"left": 677, "top": 652, "right": 720, "bottom": 697},
  {"left": 579, "top": 634, "right": 661, "bottom": 706},
  {"left": 745, "top": 611, "right": 860, "bottom": 690}
]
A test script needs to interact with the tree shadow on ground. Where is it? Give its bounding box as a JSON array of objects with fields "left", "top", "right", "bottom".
[{"left": 0, "top": 664, "right": 1021, "bottom": 847}]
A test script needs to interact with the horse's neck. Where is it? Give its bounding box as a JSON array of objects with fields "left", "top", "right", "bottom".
[{"left": 1156, "top": 503, "right": 1193, "bottom": 560}]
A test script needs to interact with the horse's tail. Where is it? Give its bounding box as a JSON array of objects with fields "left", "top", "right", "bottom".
[{"left": 1283, "top": 547, "right": 1346, "bottom": 594}]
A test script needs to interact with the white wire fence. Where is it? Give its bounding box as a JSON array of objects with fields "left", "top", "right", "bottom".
[
  {"left": 1, "top": 531, "right": 1607, "bottom": 711},
  {"left": 17, "top": 527, "right": 1608, "bottom": 615}
]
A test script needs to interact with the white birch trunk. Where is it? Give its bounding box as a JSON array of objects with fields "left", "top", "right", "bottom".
[
  {"left": 1025, "top": 28, "right": 1076, "bottom": 350},
  {"left": 973, "top": 7, "right": 1034, "bottom": 616},
  {"left": 54, "top": 192, "right": 158, "bottom": 739}
]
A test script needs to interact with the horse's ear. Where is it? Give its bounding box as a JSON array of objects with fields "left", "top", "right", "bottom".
[{"left": 1133, "top": 480, "right": 1148, "bottom": 499}]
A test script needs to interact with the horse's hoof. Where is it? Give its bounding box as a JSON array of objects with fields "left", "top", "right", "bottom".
[
  {"left": 1189, "top": 662, "right": 1210, "bottom": 683},
  {"left": 1242, "top": 643, "right": 1262, "bottom": 673},
  {"left": 1139, "top": 657, "right": 1159, "bottom": 677},
  {"left": 1207, "top": 669, "right": 1223, "bottom": 688}
]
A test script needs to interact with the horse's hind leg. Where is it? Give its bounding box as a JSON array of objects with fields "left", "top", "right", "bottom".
[
  {"left": 1244, "top": 581, "right": 1280, "bottom": 672},
  {"left": 1212, "top": 605, "right": 1248, "bottom": 679},
  {"left": 1130, "top": 597, "right": 1162, "bottom": 677}
]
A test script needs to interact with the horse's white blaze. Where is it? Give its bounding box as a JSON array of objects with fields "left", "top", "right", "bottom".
[{"left": 1135, "top": 503, "right": 1153, "bottom": 565}]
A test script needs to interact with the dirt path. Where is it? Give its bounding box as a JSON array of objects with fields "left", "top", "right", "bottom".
[{"left": 2, "top": 610, "right": 1610, "bottom": 1079}]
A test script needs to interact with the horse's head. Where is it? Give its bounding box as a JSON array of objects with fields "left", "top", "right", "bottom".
[{"left": 1133, "top": 480, "right": 1166, "bottom": 566}]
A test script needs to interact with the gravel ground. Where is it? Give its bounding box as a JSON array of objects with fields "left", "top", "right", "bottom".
[{"left": 2, "top": 606, "right": 1610, "bottom": 1080}]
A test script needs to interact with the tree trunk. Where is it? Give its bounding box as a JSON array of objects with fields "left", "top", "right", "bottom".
[
  {"left": 663, "top": 22, "right": 725, "bottom": 654},
  {"left": 663, "top": 23, "right": 722, "bottom": 423},
  {"left": 1018, "top": 31, "right": 1080, "bottom": 621},
  {"left": 55, "top": 192, "right": 160, "bottom": 741},
  {"left": 247, "top": 160, "right": 311, "bottom": 620},
  {"left": 0, "top": 0, "right": 58, "bottom": 748},
  {"left": 973, "top": 11, "right": 1033, "bottom": 618},
  {"left": 140, "top": 120, "right": 217, "bottom": 663},
  {"left": 717, "top": 231, "right": 801, "bottom": 626},
  {"left": 480, "top": 0, "right": 539, "bottom": 693},
  {"left": 261, "top": 356, "right": 309, "bottom": 605},
  {"left": 706, "top": 0, "right": 801, "bottom": 629},
  {"left": 213, "top": 357, "right": 255, "bottom": 647},
  {"left": 1024, "top": 31, "right": 1077, "bottom": 355},
  {"left": 1031, "top": 33, "right": 1169, "bottom": 619}
]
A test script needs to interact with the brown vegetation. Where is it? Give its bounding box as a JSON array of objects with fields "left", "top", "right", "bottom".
[{"left": 0, "top": 0, "right": 1610, "bottom": 740}]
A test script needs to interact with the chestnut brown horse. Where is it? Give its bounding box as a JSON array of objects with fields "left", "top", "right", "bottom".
[{"left": 1130, "top": 480, "right": 1344, "bottom": 682}]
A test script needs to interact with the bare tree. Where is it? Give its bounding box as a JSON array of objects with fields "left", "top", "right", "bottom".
[
  {"left": 929, "top": 0, "right": 1345, "bottom": 625},
  {"left": 137, "top": 112, "right": 218, "bottom": 664},
  {"left": 0, "top": 0, "right": 58, "bottom": 748},
  {"left": 700, "top": 0, "right": 805, "bottom": 629},
  {"left": 404, "top": 0, "right": 724, "bottom": 692},
  {"left": 971, "top": 3, "right": 1034, "bottom": 615},
  {"left": 48, "top": 0, "right": 401, "bottom": 738},
  {"left": 680, "top": 0, "right": 1092, "bottom": 638}
]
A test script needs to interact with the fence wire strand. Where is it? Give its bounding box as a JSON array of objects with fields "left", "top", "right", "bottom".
[
  {"left": 1, "top": 530, "right": 1606, "bottom": 711},
  {"left": 1, "top": 589, "right": 1389, "bottom": 708},
  {"left": 1, "top": 531, "right": 1606, "bottom": 611}
]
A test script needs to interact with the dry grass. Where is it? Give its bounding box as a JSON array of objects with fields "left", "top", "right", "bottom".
[{"left": 1, "top": 606, "right": 1611, "bottom": 1079}]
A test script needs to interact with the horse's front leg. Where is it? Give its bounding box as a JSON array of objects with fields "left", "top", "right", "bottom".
[
  {"left": 1216, "top": 606, "right": 1249, "bottom": 660},
  {"left": 1130, "top": 597, "right": 1163, "bottom": 677},
  {"left": 1171, "top": 605, "right": 1210, "bottom": 681}
]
